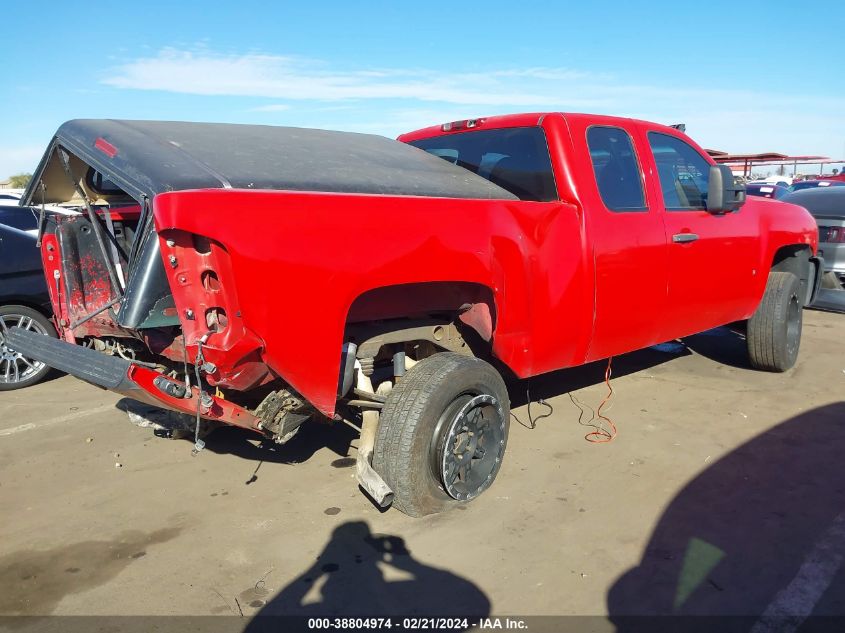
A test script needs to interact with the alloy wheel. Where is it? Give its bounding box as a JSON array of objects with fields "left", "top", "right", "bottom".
[
  {"left": 0, "top": 314, "right": 48, "bottom": 385},
  {"left": 431, "top": 393, "right": 507, "bottom": 501}
]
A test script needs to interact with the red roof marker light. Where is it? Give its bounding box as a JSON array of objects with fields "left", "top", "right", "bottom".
[{"left": 94, "top": 137, "right": 118, "bottom": 158}]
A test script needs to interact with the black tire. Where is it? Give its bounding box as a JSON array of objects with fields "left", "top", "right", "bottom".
[
  {"left": 373, "top": 353, "right": 510, "bottom": 517},
  {"left": 0, "top": 305, "right": 57, "bottom": 390},
  {"left": 746, "top": 272, "right": 802, "bottom": 372}
]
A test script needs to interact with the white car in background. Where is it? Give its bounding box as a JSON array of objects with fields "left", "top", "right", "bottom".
[
  {"left": 0, "top": 189, "right": 25, "bottom": 202},
  {"left": 748, "top": 175, "right": 794, "bottom": 188}
]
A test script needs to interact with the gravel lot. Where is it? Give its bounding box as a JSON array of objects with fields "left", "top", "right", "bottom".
[{"left": 1, "top": 309, "right": 843, "bottom": 628}]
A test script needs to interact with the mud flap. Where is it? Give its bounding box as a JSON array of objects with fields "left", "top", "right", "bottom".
[{"left": 808, "top": 256, "right": 825, "bottom": 306}]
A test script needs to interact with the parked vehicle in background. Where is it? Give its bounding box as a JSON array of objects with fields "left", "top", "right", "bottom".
[
  {"left": 788, "top": 179, "right": 845, "bottom": 193},
  {"left": 749, "top": 175, "right": 792, "bottom": 188},
  {"left": 782, "top": 187, "right": 845, "bottom": 313},
  {"left": 0, "top": 189, "right": 25, "bottom": 202},
  {"left": 6, "top": 115, "right": 822, "bottom": 516},
  {"left": 0, "top": 204, "right": 58, "bottom": 389},
  {"left": 746, "top": 183, "right": 790, "bottom": 200}
]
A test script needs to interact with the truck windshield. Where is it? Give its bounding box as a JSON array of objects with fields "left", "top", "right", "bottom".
[{"left": 408, "top": 127, "right": 557, "bottom": 202}]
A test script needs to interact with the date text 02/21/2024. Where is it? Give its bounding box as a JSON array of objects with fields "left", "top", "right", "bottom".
[{"left": 306, "top": 617, "right": 528, "bottom": 629}]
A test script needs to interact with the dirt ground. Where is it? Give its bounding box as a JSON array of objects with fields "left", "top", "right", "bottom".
[{"left": 1, "top": 310, "right": 844, "bottom": 628}]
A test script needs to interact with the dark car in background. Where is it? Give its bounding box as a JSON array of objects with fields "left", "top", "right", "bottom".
[
  {"left": 782, "top": 188, "right": 845, "bottom": 313},
  {"left": 789, "top": 179, "right": 845, "bottom": 193},
  {"left": 0, "top": 204, "right": 58, "bottom": 389},
  {"left": 746, "top": 183, "right": 790, "bottom": 200}
]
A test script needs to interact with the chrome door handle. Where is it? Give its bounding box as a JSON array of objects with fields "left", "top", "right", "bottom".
[{"left": 672, "top": 233, "right": 699, "bottom": 243}]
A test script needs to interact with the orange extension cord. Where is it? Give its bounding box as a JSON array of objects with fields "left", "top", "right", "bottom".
[
  {"left": 516, "top": 356, "right": 618, "bottom": 443},
  {"left": 570, "top": 356, "right": 618, "bottom": 443}
]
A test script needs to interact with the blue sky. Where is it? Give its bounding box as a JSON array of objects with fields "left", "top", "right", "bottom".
[{"left": 2, "top": 0, "right": 844, "bottom": 178}]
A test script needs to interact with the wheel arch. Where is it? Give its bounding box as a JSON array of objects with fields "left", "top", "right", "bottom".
[
  {"left": 770, "top": 244, "right": 818, "bottom": 306},
  {"left": 344, "top": 281, "right": 498, "bottom": 359}
]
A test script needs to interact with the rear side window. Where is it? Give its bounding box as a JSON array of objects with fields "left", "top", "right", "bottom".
[
  {"left": 648, "top": 132, "right": 711, "bottom": 210},
  {"left": 86, "top": 168, "right": 127, "bottom": 196},
  {"left": 586, "top": 126, "right": 646, "bottom": 211},
  {"left": 408, "top": 127, "right": 557, "bottom": 202}
]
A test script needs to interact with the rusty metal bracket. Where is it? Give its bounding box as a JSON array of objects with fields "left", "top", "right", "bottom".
[{"left": 349, "top": 319, "right": 471, "bottom": 360}]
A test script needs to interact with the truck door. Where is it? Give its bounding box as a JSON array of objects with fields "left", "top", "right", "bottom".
[
  {"left": 575, "top": 123, "right": 670, "bottom": 361},
  {"left": 641, "top": 129, "right": 760, "bottom": 341}
]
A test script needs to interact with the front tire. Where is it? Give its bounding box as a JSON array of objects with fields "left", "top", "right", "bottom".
[
  {"left": 373, "top": 353, "right": 510, "bottom": 517},
  {"left": 746, "top": 271, "right": 802, "bottom": 372},
  {"left": 0, "top": 305, "right": 57, "bottom": 390}
]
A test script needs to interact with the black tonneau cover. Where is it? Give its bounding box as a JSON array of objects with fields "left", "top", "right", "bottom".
[
  {"left": 22, "top": 120, "right": 516, "bottom": 332},
  {"left": 23, "top": 119, "right": 517, "bottom": 204}
]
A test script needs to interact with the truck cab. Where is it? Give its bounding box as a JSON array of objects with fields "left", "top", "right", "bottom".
[{"left": 400, "top": 113, "right": 821, "bottom": 367}]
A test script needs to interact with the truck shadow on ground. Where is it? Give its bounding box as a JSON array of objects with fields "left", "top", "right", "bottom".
[
  {"left": 679, "top": 325, "right": 752, "bottom": 370},
  {"left": 509, "top": 323, "right": 754, "bottom": 408},
  {"left": 607, "top": 402, "right": 845, "bottom": 632},
  {"left": 115, "top": 399, "right": 358, "bottom": 467},
  {"left": 116, "top": 397, "right": 360, "bottom": 470},
  {"left": 204, "top": 420, "right": 359, "bottom": 466},
  {"left": 505, "top": 343, "right": 691, "bottom": 408},
  {"left": 244, "top": 520, "right": 489, "bottom": 632}
]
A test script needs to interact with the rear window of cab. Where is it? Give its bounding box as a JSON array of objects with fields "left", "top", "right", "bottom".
[{"left": 408, "top": 127, "right": 558, "bottom": 202}]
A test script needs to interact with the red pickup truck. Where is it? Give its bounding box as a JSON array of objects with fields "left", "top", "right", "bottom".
[{"left": 8, "top": 113, "right": 822, "bottom": 516}]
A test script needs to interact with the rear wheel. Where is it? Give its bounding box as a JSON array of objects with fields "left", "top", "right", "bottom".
[
  {"left": 373, "top": 353, "right": 510, "bottom": 517},
  {"left": 747, "top": 271, "right": 802, "bottom": 372},
  {"left": 0, "top": 305, "right": 57, "bottom": 390}
]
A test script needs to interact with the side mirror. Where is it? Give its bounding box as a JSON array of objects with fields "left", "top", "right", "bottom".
[{"left": 707, "top": 164, "right": 746, "bottom": 214}]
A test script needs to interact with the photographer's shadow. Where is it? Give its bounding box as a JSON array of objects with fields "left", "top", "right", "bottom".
[
  {"left": 247, "top": 521, "right": 489, "bottom": 629},
  {"left": 608, "top": 402, "right": 845, "bottom": 631}
]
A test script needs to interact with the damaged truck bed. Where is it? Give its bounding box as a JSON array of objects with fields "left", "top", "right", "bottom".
[{"left": 11, "top": 119, "right": 514, "bottom": 420}]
